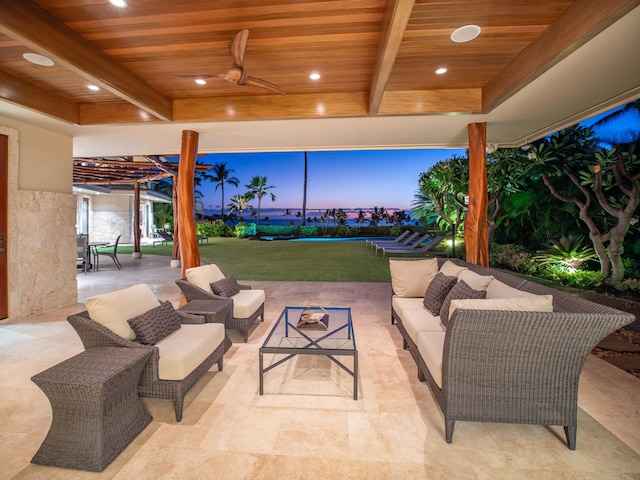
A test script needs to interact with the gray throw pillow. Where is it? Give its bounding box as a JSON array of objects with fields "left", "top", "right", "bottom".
[
  {"left": 127, "top": 300, "right": 181, "bottom": 345},
  {"left": 210, "top": 275, "right": 240, "bottom": 297},
  {"left": 423, "top": 272, "right": 458, "bottom": 315},
  {"left": 439, "top": 280, "right": 486, "bottom": 328}
]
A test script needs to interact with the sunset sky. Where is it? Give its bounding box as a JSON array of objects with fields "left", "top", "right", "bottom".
[{"left": 194, "top": 104, "right": 638, "bottom": 214}]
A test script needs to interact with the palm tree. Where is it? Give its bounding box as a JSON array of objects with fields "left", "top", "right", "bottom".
[
  {"left": 356, "top": 210, "right": 367, "bottom": 225},
  {"left": 245, "top": 176, "right": 276, "bottom": 226},
  {"left": 203, "top": 162, "right": 240, "bottom": 222},
  {"left": 227, "top": 194, "right": 252, "bottom": 222},
  {"left": 302, "top": 151, "right": 308, "bottom": 225}
]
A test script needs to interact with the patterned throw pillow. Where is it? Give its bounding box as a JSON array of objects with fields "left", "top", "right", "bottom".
[
  {"left": 127, "top": 300, "right": 181, "bottom": 345},
  {"left": 423, "top": 272, "right": 458, "bottom": 315},
  {"left": 439, "top": 280, "right": 486, "bottom": 328},
  {"left": 210, "top": 275, "right": 240, "bottom": 297}
]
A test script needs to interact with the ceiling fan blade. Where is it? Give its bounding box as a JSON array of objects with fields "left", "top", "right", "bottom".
[
  {"left": 245, "top": 75, "right": 286, "bottom": 96},
  {"left": 231, "top": 29, "right": 250, "bottom": 68}
]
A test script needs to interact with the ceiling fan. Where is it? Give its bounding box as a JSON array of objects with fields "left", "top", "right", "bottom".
[{"left": 210, "top": 29, "right": 285, "bottom": 96}]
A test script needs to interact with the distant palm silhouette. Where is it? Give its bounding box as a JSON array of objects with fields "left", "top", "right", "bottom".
[{"left": 204, "top": 162, "right": 239, "bottom": 222}]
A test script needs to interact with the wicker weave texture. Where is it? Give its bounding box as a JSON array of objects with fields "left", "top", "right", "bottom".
[
  {"left": 31, "top": 347, "right": 151, "bottom": 472},
  {"left": 391, "top": 258, "right": 635, "bottom": 449},
  {"left": 176, "top": 278, "right": 265, "bottom": 342},
  {"left": 67, "top": 311, "right": 231, "bottom": 422}
]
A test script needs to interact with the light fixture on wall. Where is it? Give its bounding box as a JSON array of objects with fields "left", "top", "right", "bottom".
[{"left": 486, "top": 143, "right": 498, "bottom": 154}]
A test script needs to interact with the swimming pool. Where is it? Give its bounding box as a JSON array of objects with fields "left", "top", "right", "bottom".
[{"left": 262, "top": 236, "right": 393, "bottom": 242}]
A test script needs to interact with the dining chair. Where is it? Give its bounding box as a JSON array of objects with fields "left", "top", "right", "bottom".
[{"left": 94, "top": 235, "right": 122, "bottom": 271}]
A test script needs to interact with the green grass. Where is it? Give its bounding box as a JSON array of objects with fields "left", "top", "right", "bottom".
[{"left": 119, "top": 238, "right": 394, "bottom": 282}]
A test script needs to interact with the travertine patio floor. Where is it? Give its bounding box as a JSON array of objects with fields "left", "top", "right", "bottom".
[{"left": 1, "top": 253, "right": 640, "bottom": 479}]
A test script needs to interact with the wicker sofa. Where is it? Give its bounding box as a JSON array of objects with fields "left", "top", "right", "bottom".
[
  {"left": 67, "top": 284, "right": 232, "bottom": 422},
  {"left": 390, "top": 257, "right": 635, "bottom": 449}
]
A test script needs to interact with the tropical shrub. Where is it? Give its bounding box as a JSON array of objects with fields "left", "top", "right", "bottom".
[
  {"left": 535, "top": 235, "right": 597, "bottom": 269},
  {"left": 256, "top": 225, "right": 298, "bottom": 236},
  {"left": 197, "top": 221, "right": 233, "bottom": 237},
  {"left": 537, "top": 264, "right": 606, "bottom": 289},
  {"left": 334, "top": 226, "right": 360, "bottom": 237},
  {"left": 489, "top": 243, "right": 536, "bottom": 273},
  {"left": 234, "top": 222, "right": 256, "bottom": 238},
  {"left": 299, "top": 225, "right": 320, "bottom": 237}
]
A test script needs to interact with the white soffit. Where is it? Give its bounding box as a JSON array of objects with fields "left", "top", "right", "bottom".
[{"left": 487, "top": 4, "right": 640, "bottom": 147}]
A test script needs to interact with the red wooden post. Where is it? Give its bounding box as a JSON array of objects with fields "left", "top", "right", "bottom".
[
  {"left": 177, "top": 130, "right": 200, "bottom": 278},
  {"left": 465, "top": 122, "right": 489, "bottom": 267}
]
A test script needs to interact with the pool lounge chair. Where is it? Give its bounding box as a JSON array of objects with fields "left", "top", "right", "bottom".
[
  {"left": 375, "top": 232, "right": 432, "bottom": 255},
  {"left": 380, "top": 235, "right": 443, "bottom": 258},
  {"left": 365, "top": 230, "right": 410, "bottom": 249},
  {"left": 370, "top": 231, "right": 421, "bottom": 251}
]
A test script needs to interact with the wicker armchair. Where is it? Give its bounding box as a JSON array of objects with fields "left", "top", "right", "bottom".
[
  {"left": 176, "top": 277, "right": 265, "bottom": 342},
  {"left": 67, "top": 309, "right": 231, "bottom": 422}
]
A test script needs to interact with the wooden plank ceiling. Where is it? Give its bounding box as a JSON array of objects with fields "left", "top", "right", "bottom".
[{"left": 0, "top": 0, "right": 637, "bottom": 127}]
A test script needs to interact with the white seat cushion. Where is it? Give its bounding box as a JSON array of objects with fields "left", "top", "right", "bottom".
[
  {"left": 86, "top": 284, "right": 160, "bottom": 340},
  {"left": 401, "top": 308, "right": 445, "bottom": 343},
  {"left": 185, "top": 264, "right": 226, "bottom": 294},
  {"left": 392, "top": 296, "right": 424, "bottom": 316},
  {"left": 417, "top": 331, "right": 446, "bottom": 388},
  {"left": 231, "top": 289, "right": 265, "bottom": 318},
  {"left": 156, "top": 323, "right": 225, "bottom": 380}
]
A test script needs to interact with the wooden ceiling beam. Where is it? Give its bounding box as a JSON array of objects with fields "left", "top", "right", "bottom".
[
  {"left": 368, "top": 0, "right": 415, "bottom": 116},
  {"left": 0, "top": 70, "right": 79, "bottom": 123},
  {"left": 483, "top": 0, "right": 640, "bottom": 112},
  {"left": 0, "top": 0, "right": 173, "bottom": 122}
]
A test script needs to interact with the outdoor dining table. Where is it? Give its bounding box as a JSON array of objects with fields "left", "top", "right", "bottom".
[{"left": 86, "top": 241, "right": 109, "bottom": 271}]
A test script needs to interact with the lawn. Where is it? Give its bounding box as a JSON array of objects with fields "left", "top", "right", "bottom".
[{"left": 121, "top": 238, "right": 395, "bottom": 282}]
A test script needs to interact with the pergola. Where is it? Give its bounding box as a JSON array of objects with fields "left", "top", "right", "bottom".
[{"left": 73, "top": 154, "right": 211, "bottom": 259}]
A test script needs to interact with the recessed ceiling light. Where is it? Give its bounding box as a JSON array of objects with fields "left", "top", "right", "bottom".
[
  {"left": 451, "top": 25, "right": 481, "bottom": 43},
  {"left": 195, "top": 78, "right": 207, "bottom": 85},
  {"left": 309, "top": 73, "right": 321, "bottom": 80},
  {"left": 23, "top": 53, "right": 55, "bottom": 67},
  {"left": 435, "top": 67, "right": 448, "bottom": 75},
  {"left": 109, "top": 0, "right": 128, "bottom": 7},
  {"left": 87, "top": 85, "right": 100, "bottom": 91}
]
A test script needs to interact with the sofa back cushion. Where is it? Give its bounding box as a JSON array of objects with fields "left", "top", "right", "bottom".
[
  {"left": 448, "top": 295, "right": 554, "bottom": 320},
  {"left": 439, "top": 260, "right": 468, "bottom": 278},
  {"left": 439, "top": 280, "right": 486, "bottom": 328},
  {"left": 457, "top": 269, "right": 494, "bottom": 291},
  {"left": 186, "top": 264, "right": 226, "bottom": 294},
  {"left": 486, "top": 280, "right": 542, "bottom": 299},
  {"left": 423, "top": 272, "right": 457, "bottom": 315},
  {"left": 86, "top": 283, "right": 160, "bottom": 340},
  {"left": 390, "top": 258, "right": 439, "bottom": 297}
]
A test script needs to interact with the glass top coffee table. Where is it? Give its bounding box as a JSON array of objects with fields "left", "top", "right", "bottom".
[{"left": 259, "top": 306, "right": 358, "bottom": 400}]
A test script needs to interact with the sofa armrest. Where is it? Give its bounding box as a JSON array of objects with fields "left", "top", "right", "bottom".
[
  {"left": 67, "top": 310, "right": 160, "bottom": 384},
  {"left": 177, "top": 310, "right": 206, "bottom": 324},
  {"left": 238, "top": 284, "right": 252, "bottom": 290},
  {"left": 442, "top": 308, "right": 634, "bottom": 421},
  {"left": 67, "top": 311, "right": 146, "bottom": 350}
]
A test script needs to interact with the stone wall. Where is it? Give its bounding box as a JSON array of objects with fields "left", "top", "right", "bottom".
[{"left": 12, "top": 190, "right": 77, "bottom": 318}]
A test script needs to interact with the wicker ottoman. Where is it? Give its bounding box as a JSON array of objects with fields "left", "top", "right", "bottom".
[{"left": 31, "top": 346, "right": 152, "bottom": 472}]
